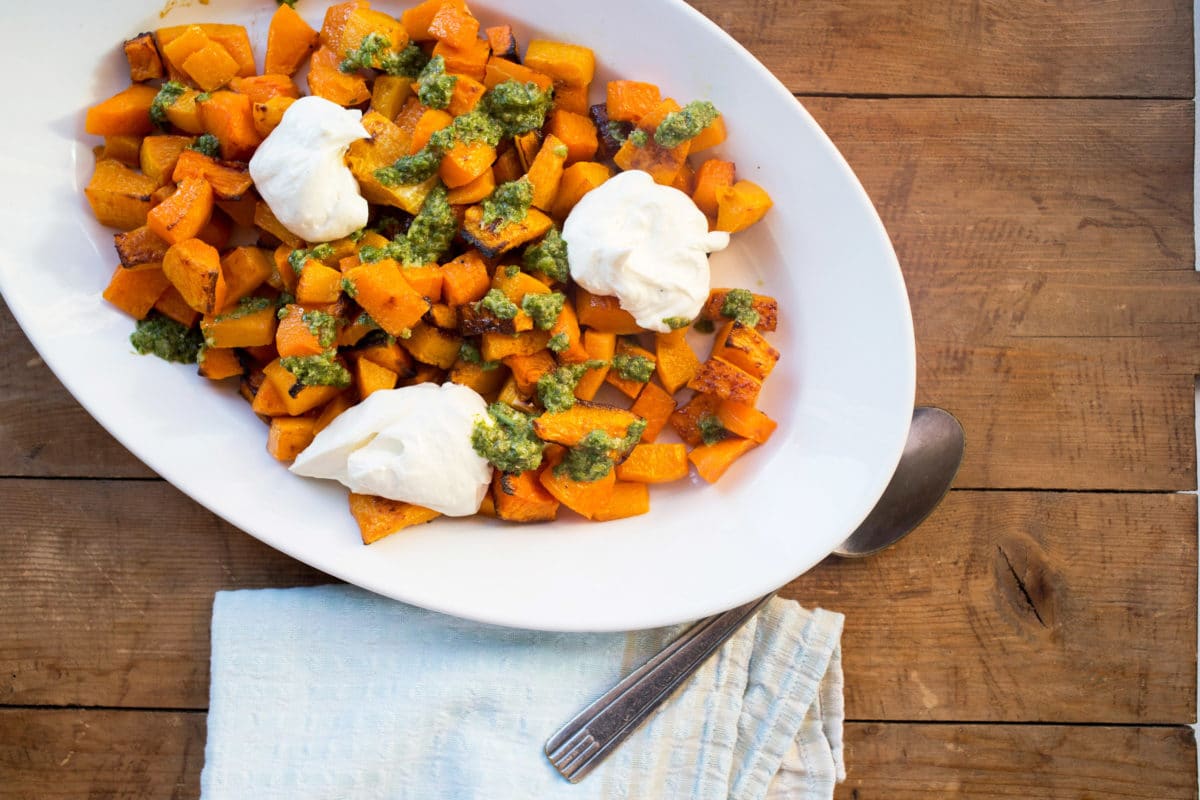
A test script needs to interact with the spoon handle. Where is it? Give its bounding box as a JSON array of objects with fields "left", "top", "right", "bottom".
[{"left": 544, "top": 593, "right": 774, "bottom": 782}]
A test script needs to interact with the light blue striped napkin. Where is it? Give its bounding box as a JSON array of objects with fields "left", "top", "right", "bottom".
[{"left": 201, "top": 585, "right": 845, "bottom": 799}]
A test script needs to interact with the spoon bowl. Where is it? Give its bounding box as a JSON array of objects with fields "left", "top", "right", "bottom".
[{"left": 833, "top": 406, "right": 965, "bottom": 557}]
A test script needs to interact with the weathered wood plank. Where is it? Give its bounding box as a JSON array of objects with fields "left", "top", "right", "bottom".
[
  {"left": 0, "top": 482, "right": 1192, "bottom": 724},
  {"left": 837, "top": 723, "right": 1197, "bottom": 799},
  {"left": 783, "top": 491, "right": 1197, "bottom": 723},
  {"left": 0, "top": 304, "right": 153, "bottom": 479},
  {"left": 0, "top": 710, "right": 1192, "bottom": 800},
  {"left": 689, "top": 0, "right": 1193, "bottom": 98},
  {"left": 0, "top": 709, "right": 204, "bottom": 800},
  {"left": 0, "top": 480, "right": 328, "bottom": 709},
  {"left": 805, "top": 98, "right": 1198, "bottom": 490}
]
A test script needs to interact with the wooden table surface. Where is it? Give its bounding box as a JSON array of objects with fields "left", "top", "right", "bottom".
[{"left": 2, "top": 1, "right": 1197, "bottom": 797}]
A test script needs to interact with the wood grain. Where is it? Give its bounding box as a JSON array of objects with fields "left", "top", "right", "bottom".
[
  {"left": 838, "top": 723, "right": 1197, "bottom": 799},
  {"left": 0, "top": 710, "right": 1191, "bottom": 799},
  {"left": 687, "top": 0, "right": 1193, "bottom": 98},
  {"left": 792, "top": 490, "right": 1198, "bottom": 723},
  {"left": 2, "top": 99, "right": 1193, "bottom": 490},
  {"left": 1, "top": 481, "right": 1191, "bottom": 724},
  {"left": 805, "top": 98, "right": 1198, "bottom": 490}
]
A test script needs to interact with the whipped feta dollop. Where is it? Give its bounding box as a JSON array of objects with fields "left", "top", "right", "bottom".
[
  {"left": 290, "top": 383, "right": 493, "bottom": 517},
  {"left": 562, "top": 169, "right": 730, "bottom": 333},
  {"left": 248, "top": 95, "right": 369, "bottom": 243}
]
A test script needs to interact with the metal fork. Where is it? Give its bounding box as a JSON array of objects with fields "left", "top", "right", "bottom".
[{"left": 544, "top": 593, "right": 773, "bottom": 782}]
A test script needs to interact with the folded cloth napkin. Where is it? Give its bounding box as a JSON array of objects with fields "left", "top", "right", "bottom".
[{"left": 201, "top": 584, "right": 845, "bottom": 800}]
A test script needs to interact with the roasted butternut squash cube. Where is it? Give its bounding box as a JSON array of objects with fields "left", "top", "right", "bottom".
[{"left": 85, "top": 160, "right": 158, "bottom": 230}]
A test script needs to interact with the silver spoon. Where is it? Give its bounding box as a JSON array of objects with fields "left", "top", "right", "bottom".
[{"left": 545, "top": 406, "right": 966, "bottom": 783}]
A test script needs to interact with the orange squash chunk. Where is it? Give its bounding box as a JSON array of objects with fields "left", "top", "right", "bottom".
[
  {"left": 480, "top": 330, "right": 551, "bottom": 361},
  {"left": 492, "top": 469, "right": 559, "bottom": 523},
  {"left": 147, "top": 177, "right": 214, "bottom": 245},
  {"left": 699, "top": 289, "right": 779, "bottom": 332},
  {"left": 574, "top": 288, "right": 641, "bottom": 334},
  {"left": 574, "top": 329, "right": 615, "bottom": 401},
  {"left": 162, "top": 237, "right": 226, "bottom": 314},
  {"left": 688, "top": 437, "right": 758, "bottom": 483},
  {"left": 308, "top": 46, "right": 370, "bottom": 107},
  {"left": 716, "top": 399, "right": 777, "bottom": 444},
  {"left": 230, "top": 74, "right": 301, "bottom": 105},
  {"left": 296, "top": 261, "right": 344, "bottom": 305},
  {"left": 401, "top": 0, "right": 468, "bottom": 40},
  {"left": 591, "top": 482, "right": 651, "bottom": 521},
  {"left": 85, "top": 160, "right": 157, "bottom": 230},
  {"left": 715, "top": 180, "right": 774, "bottom": 233},
  {"left": 139, "top": 135, "right": 192, "bottom": 186},
  {"left": 343, "top": 260, "right": 431, "bottom": 338},
  {"left": 265, "top": 3, "right": 320, "bottom": 75},
  {"left": 546, "top": 110, "right": 599, "bottom": 165},
  {"left": 550, "top": 161, "right": 611, "bottom": 220},
  {"left": 606, "top": 80, "right": 661, "bottom": 122},
  {"left": 613, "top": 98, "right": 690, "bottom": 185},
  {"left": 629, "top": 382, "right": 676, "bottom": 442},
  {"left": 86, "top": 85, "right": 159, "bottom": 137},
  {"left": 182, "top": 40, "right": 241, "bottom": 91},
  {"left": 524, "top": 40, "right": 595, "bottom": 87},
  {"left": 201, "top": 305, "right": 277, "bottom": 348},
  {"left": 102, "top": 264, "right": 171, "bottom": 320},
  {"left": 267, "top": 416, "right": 317, "bottom": 461},
  {"left": 441, "top": 250, "right": 491, "bottom": 306},
  {"left": 198, "top": 346, "right": 245, "bottom": 381},
  {"left": 428, "top": 3, "right": 480, "bottom": 49},
  {"left": 433, "top": 37, "right": 491, "bottom": 82},
  {"left": 400, "top": 323, "right": 462, "bottom": 369},
  {"left": 446, "top": 167, "right": 496, "bottom": 205},
  {"left": 483, "top": 57, "right": 553, "bottom": 91},
  {"left": 355, "top": 357, "right": 399, "bottom": 399},
  {"left": 263, "top": 358, "right": 347, "bottom": 416},
  {"left": 710, "top": 321, "right": 780, "bottom": 381},
  {"left": 221, "top": 247, "right": 274, "bottom": 303},
  {"left": 526, "top": 134, "right": 568, "bottom": 211},
  {"left": 539, "top": 448, "right": 615, "bottom": 521},
  {"left": 153, "top": 285, "right": 200, "bottom": 328},
  {"left": 276, "top": 304, "right": 329, "bottom": 358},
  {"left": 615, "top": 443, "right": 689, "bottom": 484},
  {"left": 548, "top": 298, "right": 589, "bottom": 364},
  {"left": 199, "top": 91, "right": 262, "bottom": 161},
  {"left": 123, "top": 33, "right": 164, "bottom": 82},
  {"left": 693, "top": 159, "right": 736, "bottom": 219},
  {"left": 654, "top": 328, "right": 701, "bottom": 394},
  {"left": 669, "top": 392, "right": 722, "bottom": 447},
  {"left": 349, "top": 494, "right": 441, "bottom": 544},
  {"left": 460, "top": 205, "right": 554, "bottom": 259},
  {"left": 439, "top": 141, "right": 497, "bottom": 189},
  {"left": 532, "top": 401, "right": 643, "bottom": 447},
  {"left": 688, "top": 357, "right": 762, "bottom": 406}
]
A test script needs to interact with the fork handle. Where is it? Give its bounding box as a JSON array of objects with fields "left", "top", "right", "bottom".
[{"left": 544, "top": 593, "right": 774, "bottom": 782}]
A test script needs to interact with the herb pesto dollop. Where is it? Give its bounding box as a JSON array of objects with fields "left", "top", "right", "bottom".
[
  {"left": 558, "top": 419, "right": 647, "bottom": 482},
  {"left": 280, "top": 353, "right": 351, "bottom": 388},
  {"left": 189, "top": 133, "right": 220, "bottom": 158},
  {"left": 380, "top": 43, "right": 430, "bottom": 79},
  {"left": 150, "top": 81, "right": 186, "bottom": 127},
  {"left": 720, "top": 288, "right": 760, "bottom": 327},
  {"left": 535, "top": 360, "right": 604, "bottom": 413},
  {"left": 340, "top": 32, "right": 392, "bottom": 73},
  {"left": 522, "top": 228, "right": 569, "bottom": 283},
  {"left": 521, "top": 292, "right": 565, "bottom": 330},
  {"left": 417, "top": 55, "right": 457, "bottom": 110},
  {"left": 697, "top": 412, "right": 729, "bottom": 446},
  {"left": 482, "top": 177, "right": 533, "bottom": 229},
  {"left": 654, "top": 101, "right": 720, "bottom": 148},
  {"left": 301, "top": 309, "right": 339, "bottom": 348},
  {"left": 471, "top": 402, "right": 544, "bottom": 473},
  {"left": 483, "top": 80, "right": 554, "bottom": 137},
  {"left": 477, "top": 288, "right": 518, "bottom": 320},
  {"left": 611, "top": 353, "right": 654, "bottom": 383},
  {"left": 130, "top": 313, "right": 203, "bottom": 363}
]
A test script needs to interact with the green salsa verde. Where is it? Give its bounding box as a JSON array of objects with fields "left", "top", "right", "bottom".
[
  {"left": 130, "top": 313, "right": 203, "bottom": 364},
  {"left": 471, "top": 402, "right": 544, "bottom": 473}
]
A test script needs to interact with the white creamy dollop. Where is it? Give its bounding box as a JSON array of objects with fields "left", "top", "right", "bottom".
[
  {"left": 562, "top": 169, "right": 730, "bottom": 332},
  {"left": 290, "top": 383, "right": 493, "bottom": 517},
  {"left": 248, "top": 95, "right": 370, "bottom": 243}
]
